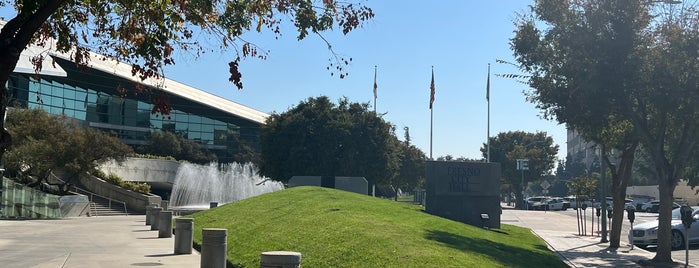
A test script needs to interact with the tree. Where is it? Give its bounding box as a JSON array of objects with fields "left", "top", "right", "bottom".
[
  {"left": 387, "top": 143, "right": 426, "bottom": 200},
  {"left": 139, "top": 130, "right": 217, "bottom": 164},
  {"left": 4, "top": 108, "right": 133, "bottom": 193},
  {"left": 481, "top": 131, "right": 558, "bottom": 209},
  {"left": 556, "top": 155, "right": 588, "bottom": 182},
  {"left": 259, "top": 96, "right": 400, "bottom": 189},
  {"left": 435, "top": 155, "right": 482, "bottom": 162},
  {"left": 0, "top": 0, "right": 374, "bottom": 165},
  {"left": 510, "top": 0, "right": 699, "bottom": 261},
  {"left": 567, "top": 174, "right": 598, "bottom": 236}
]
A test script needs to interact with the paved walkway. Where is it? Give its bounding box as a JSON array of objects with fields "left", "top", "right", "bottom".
[
  {"left": 502, "top": 206, "right": 695, "bottom": 267},
  {"left": 0, "top": 215, "right": 199, "bottom": 268}
]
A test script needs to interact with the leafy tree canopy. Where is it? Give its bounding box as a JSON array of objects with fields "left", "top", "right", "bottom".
[
  {"left": 4, "top": 108, "right": 133, "bottom": 191},
  {"left": 482, "top": 131, "right": 558, "bottom": 209},
  {"left": 259, "top": 96, "right": 400, "bottom": 187},
  {"left": 510, "top": 0, "right": 699, "bottom": 260}
]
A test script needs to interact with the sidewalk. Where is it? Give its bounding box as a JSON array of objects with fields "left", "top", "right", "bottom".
[
  {"left": 0, "top": 215, "right": 200, "bottom": 268},
  {"left": 501, "top": 205, "right": 693, "bottom": 267}
]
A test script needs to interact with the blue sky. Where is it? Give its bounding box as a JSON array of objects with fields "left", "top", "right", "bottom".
[
  {"left": 2, "top": 1, "right": 567, "bottom": 164},
  {"left": 165, "top": 1, "right": 567, "bottom": 162}
]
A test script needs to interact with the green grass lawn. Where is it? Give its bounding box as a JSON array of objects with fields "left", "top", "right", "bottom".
[{"left": 186, "top": 186, "right": 566, "bottom": 268}]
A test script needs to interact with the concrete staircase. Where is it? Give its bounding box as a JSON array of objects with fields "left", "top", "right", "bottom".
[{"left": 88, "top": 195, "right": 130, "bottom": 216}]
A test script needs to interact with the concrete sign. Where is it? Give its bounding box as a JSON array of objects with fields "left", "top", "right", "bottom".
[{"left": 425, "top": 161, "right": 501, "bottom": 229}]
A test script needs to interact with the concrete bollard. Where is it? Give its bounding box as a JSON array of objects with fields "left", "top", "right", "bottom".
[
  {"left": 145, "top": 204, "right": 158, "bottom": 225},
  {"left": 210, "top": 202, "right": 219, "bottom": 208},
  {"left": 158, "top": 211, "right": 173, "bottom": 238},
  {"left": 151, "top": 207, "right": 162, "bottom": 231},
  {"left": 201, "top": 228, "right": 227, "bottom": 268},
  {"left": 161, "top": 200, "right": 169, "bottom": 211},
  {"left": 174, "top": 218, "right": 194, "bottom": 254},
  {"left": 260, "top": 251, "right": 302, "bottom": 268}
]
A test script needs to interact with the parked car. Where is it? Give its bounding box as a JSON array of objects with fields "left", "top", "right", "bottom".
[
  {"left": 544, "top": 197, "right": 569, "bottom": 211},
  {"left": 629, "top": 198, "right": 651, "bottom": 211},
  {"left": 526, "top": 196, "right": 548, "bottom": 210},
  {"left": 594, "top": 197, "right": 633, "bottom": 211},
  {"left": 567, "top": 197, "right": 593, "bottom": 209},
  {"left": 629, "top": 206, "right": 699, "bottom": 249},
  {"left": 640, "top": 201, "right": 681, "bottom": 213}
]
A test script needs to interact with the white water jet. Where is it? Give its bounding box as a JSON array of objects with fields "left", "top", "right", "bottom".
[{"left": 169, "top": 162, "right": 284, "bottom": 208}]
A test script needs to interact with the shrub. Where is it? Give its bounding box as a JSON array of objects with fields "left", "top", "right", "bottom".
[
  {"left": 122, "top": 181, "right": 151, "bottom": 194},
  {"left": 105, "top": 173, "right": 124, "bottom": 185},
  {"left": 100, "top": 172, "right": 151, "bottom": 194},
  {"left": 91, "top": 169, "right": 107, "bottom": 180}
]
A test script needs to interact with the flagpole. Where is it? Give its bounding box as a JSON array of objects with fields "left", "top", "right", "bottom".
[
  {"left": 373, "top": 65, "right": 377, "bottom": 113},
  {"left": 429, "top": 66, "right": 434, "bottom": 160},
  {"left": 430, "top": 105, "right": 434, "bottom": 160},
  {"left": 487, "top": 64, "right": 491, "bottom": 163}
]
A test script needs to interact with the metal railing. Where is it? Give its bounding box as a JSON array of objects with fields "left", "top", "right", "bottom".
[
  {"left": 47, "top": 171, "right": 129, "bottom": 216},
  {"left": 70, "top": 185, "right": 128, "bottom": 216}
]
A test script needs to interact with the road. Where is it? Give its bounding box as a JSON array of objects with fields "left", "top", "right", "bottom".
[{"left": 555, "top": 208, "right": 698, "bottom": 265}]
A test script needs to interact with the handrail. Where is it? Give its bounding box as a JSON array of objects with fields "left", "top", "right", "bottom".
[
  {"left": 70, "top": 185, "right": 129, "bottom": 215},
  {"left": 48, "top": 172, "right": 126, "bottom": 205},
  {"left": 48, "top": 171, "right": 130, "bottom": 216}
]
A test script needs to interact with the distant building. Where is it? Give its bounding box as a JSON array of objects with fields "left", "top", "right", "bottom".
[
  {"left": 568, "top": 129, "right": 699, "bottom": 204},
  {"left": 566, "top": 129, "right": 600, "bottom": 171},
  {"left": 5, "top": 24, "right": 268, "bottom": 162}
]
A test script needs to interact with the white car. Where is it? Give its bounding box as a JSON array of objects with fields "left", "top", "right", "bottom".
[
  {"left": 567, "top": 197, "right": 593, "bottom": 209},
  {"left": 526, "top": 196, "right": 548, "bottom": 210},
  {"left": 640, "top": 201, "right": 680, "bottom": 213},
  {"left": 629, "top": 206, "right": 699, "bottom": 249},
  {"left": 594, "top": 197, "right": 634, "bottom": 211},
  {"left": 544, "top": 198, "right": 569, "bottom": 211}
]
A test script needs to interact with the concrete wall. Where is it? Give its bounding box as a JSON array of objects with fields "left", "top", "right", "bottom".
[
  {"left": 627, "top": 181, "right": 699, "bottom": 206},
  {"left": 425, "top": 161, "right": 502, "bottom": 229},
  {"left": 100, "top": 158, "right": 179, "bottom": 185},
  {"left": 335, "top": 177, "right": 368, "bottom": 195},
  {"left": 288, "top": 176, "right": 368, "bottom": 195},
  {"left": 78, "top": 174, "right": 161, "bottom": 213}
]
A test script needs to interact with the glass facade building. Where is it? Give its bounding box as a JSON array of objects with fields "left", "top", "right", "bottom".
[{"left": 7, "top": 56, "right": 268, "bottom": 162}]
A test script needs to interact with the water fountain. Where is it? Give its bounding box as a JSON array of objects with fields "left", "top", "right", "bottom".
[{"left": 169, "top": 162, "right": 284, "bottom": 213}]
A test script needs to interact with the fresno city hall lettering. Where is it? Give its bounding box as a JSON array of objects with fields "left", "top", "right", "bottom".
[
  {"left": 425, "top": 161, "right": 501, "bottom": 229},
  {"left": 447, "top": 167, "right": 481, "bottom": 193}
]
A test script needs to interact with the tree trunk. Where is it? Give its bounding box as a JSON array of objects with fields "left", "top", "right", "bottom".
[
  {"left": 653, "top": 178, "right": 676, "bottom": 263},
  {"left": 607, "top": 145, "right": 636, "bottom": 248}
]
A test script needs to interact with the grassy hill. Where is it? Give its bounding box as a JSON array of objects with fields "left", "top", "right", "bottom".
[{"left": 187, "top": 186, "right": 566, "bottom": 268}]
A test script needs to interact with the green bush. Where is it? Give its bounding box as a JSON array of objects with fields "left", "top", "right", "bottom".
[
  {"left": 91, "top": 169, "right": 107, "bottom": 180},
  {"left": 132, "top": 153, "right": 176, "bottom": 161},
  {"left": 99, "top": 172, "right": 151, "bottom": 194},
  {"left": 122, "top": 181, "right": 151, "bottom": 194},
  {"left": 105, "top": 173, "right": 124, "bottom": 185}
]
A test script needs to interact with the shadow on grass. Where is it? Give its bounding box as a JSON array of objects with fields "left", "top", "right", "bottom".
[
  {"left": 425, "top": 230, "right": 564, "bottom": 268},
  {"left": 488, "top": 229, "right": 509, "bottom": 235}
]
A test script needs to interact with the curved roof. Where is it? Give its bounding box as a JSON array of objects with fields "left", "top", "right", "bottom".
[{"left": 2, "top": 20, "right": 268, "bottom": 125}]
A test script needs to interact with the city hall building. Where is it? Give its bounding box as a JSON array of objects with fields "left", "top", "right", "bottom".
[{"left": 7, "top": 40, "right": 269, "bottom": 162}]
